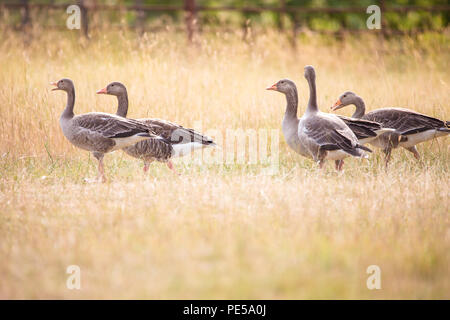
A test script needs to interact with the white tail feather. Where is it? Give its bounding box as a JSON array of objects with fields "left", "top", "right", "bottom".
[
  {"left": 171, "top": 142, "right": 215, "bottom": 158},
  {"left": 111, "top": 134, "right": 152, "bottom": 151},
  {"left": 375, "top": 128, "right": 396, "bottom": 136}
]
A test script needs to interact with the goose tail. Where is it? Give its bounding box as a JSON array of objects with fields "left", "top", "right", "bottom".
[
  {"left": 374, "top": 128, "right": 395, "bottom": 135},
  {"left": 137, "top": 132, "right": 170, "bottom": 143},
  {"left": 357, "top": 144, "right": 372, "bottom": 153},
  {"left": 437, "top": 126, "right": 450, "bottom": 133}
]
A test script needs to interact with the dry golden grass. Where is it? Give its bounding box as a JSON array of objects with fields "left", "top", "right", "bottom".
[{"left": 0, "top": 27, "right": 449, "bottom": 299}]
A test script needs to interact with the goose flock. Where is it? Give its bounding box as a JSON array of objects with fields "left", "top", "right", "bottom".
[
  {"left": 51, "top": 79, "right": 215, "bottom": 182},
  {"left": 51, "top": 65, "right": 448, "bottom": 181},
  {"left": 267, "top": 66, "right": 448, "bottom": 170}
]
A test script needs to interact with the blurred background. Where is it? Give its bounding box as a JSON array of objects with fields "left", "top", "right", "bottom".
[{"left": 2, "top": 0, "right": 449, "bottom": 41}]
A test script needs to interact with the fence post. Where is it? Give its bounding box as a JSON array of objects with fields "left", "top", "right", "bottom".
[
  {"left": 20, "top": 0, "right": 31, "bottom": 30},
  {"left": 136, "top": 0, "right": 145, "bottom": 34},
  {"left": 184, "top": 0, "right": 196, "bottom": 43},
  {"left": 278, "top": 0, "right": 286, "bottom": 31},
  {"left": 77, "top": 0, "right": 89, "bottom": 38},
  {"left": 242, "top": 15, "right": 251, "bottom": 43},
  {"left": 379, "top": 0, "right": 387, "bottom": 37},
  {"left": 291, "top": 12, "right": 300, "bottom": 48}
]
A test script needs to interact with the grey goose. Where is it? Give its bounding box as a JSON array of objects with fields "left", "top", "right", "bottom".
[
  {"left": 51, "top": 78, "right": 165, "bottom": 182},
  {"left": 267, "top": 66, "right": 375, "bottom": 171},
  {"left": 96, "top": 82, "right": 216, "bottom": 174},
  {"left": 331, "top": 91, "right": 449, "bottom": 165}
]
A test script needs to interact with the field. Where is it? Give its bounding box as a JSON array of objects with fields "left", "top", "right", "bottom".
[{"left": 0, "top": 27, "right": 449, "bottom": 299}]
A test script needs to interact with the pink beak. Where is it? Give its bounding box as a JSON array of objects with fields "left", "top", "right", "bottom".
[
  {"left": 96, "top": 87, "right": 107, "bottom": 94},
  {"left": 266, "top": 83, "right": 278, "bottom": 91},
  {"left": 330, "top": 99, "right": 343, "bottom": 111},
  {"left": 50, "top": 81, "right": 58, "bottom": 91}
]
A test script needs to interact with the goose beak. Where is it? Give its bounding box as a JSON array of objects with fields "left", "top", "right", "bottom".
[
  {"left": 50, "top": 81, "right": 59, "bottom": 91},
  {"left": 266, "top": 83, "right": 277, "bottom": 91},
  {"left": 96, "top": 87, "right": 107, "bottom": 94},
  {"left": 331, "top": 99, "right": 343, "bottom": 111}
]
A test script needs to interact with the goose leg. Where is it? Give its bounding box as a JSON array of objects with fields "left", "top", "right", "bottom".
[
  {"left": 383, "top": 147, "right": 392, "bottom": 168},
  {"left": 166, "top": 160, "right": 180, "bottom": 175},
  {"left": 97, "top": 157, "right": 107, "bottom": 183},
  {"left": 143, "top": 160, "right": 153, "bottom": 173},
  {"left": 93, "top": 152, "right": 106, "bottom": 183},
  {"left": 85, "top": 152, "right": 106, "bottom": 183},
  {"left": 406, "top": 146, "right": 420, "bottom": 161},
  {"left": 317, "top": 149, "right": 327, "bottom": 170},
  {"left": 335, "top": 160, "right": 344, "bottom": 171},
  {"left": 318, "top": 160, "right": 326, "bottom": 169}
]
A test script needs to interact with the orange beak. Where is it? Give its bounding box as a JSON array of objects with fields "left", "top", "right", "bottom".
[
  {"left": 266, "top": 83, "right": 278, "bottom": 91},
  {"left": 50, "top": 81, "right": 59, "bottom": 91},
  {"left": 330, "top": 99, "right": 343, "bottom": 111},
  {"left": 96, "top": 87, "right": 107, "bottom": 94}
]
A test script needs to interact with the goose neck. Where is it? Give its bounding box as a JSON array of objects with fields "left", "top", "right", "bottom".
[
  {"left": 352, "top": 96, "right": 366, "bottom": 118},
  {"left": 61, "top": 87, "right": 75, "bottom": 119},
  {"left": 306, "top": 75, "right": 318, "bottom": 113},
  {"left": 284, "top": 88, "right": 299, "bottom": 120},
  {"left": 116, "top": 93, "right": 129, "bottom": 118}
]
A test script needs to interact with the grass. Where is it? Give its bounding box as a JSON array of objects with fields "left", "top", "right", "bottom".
[{"left": 0, "top": 27, "right": 449, "bottom": 299}]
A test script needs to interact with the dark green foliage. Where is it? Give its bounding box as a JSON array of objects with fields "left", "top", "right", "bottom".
[{"left": 10, "top": 0, "right": 450, "bottom": 31}]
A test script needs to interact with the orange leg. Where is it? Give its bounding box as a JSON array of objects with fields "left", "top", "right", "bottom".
[
  {"left": 85, "top": 152, "right": 107, "bottom": 183},
  {"left": 406, "top": 146, "right": 420, "bottom": 161},
  {"left": 318, "top": 160, "right": 326, "bottom": 169},
  {"left": 166, "top": 160, "right": 180, "bottom": 175},
  {"left": 383, "top": 147, "right": 392, "bottom": 168},
  {"left": 142, "top": 159, "right": 155, "bottom": 174},
  {"left": 335, "top": 160, "right": 344, "bottom": 171},
  {"left": 97, "top": 157, "right": 107, "bottom": 183}
]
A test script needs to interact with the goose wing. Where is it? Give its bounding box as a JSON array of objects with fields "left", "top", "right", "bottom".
[
  {"left": 365, "top": 108, "right": 447, "bottom": 135},
  {"left": 338, "top": 115, "right": 381, "bottom": 140},
  {"left": 72, "top": 113, "right": 162, "bottom": 139},
  {"left": 303, "top": 115, "right": 371, "bottom": 156},
  {"left": 138, "top": 118, "right": 215, "bottom": 145}
]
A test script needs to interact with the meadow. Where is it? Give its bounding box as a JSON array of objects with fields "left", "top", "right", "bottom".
[{"left": 0, "top": 26, "right": 449, "bottom": 299}]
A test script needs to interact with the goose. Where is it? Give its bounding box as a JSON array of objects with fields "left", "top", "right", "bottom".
[
  {"left": 96, "top": 82, "right": 216, "bottom": 174},
  {"left": 267, "top": 66, "right": 372, "bottom": 171},
  {"left": 51, "top": 78, "right": 165, "bottom": 182},
  {"left": 331, "top": 91, "right": 449, "bottom": 165},
  {"left": 334, "top": 114, "right": 395, "bottom": 146}
]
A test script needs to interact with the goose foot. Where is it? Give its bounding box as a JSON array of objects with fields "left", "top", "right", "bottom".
[
  {"left": 142, "top": 160, "right": 154, "bottom": 173},
  {"left": 383, "top": 147, "right": 392, "bottom": 169},
  {"left": 406, "top": 146, "right": 421, "bottom": 161},
  {"left": 335, "top": 160, "right": 344, "bottom": 171},
  {"left": 318, "top": 160, "right": 326, "bottom": 169},
  {"left": 166, "top": 160, "right": 180, "bottom": 176},
  {"left": 84, "top": 176, "right": 106, "bottom": 184},
  {"left": 89, "top": 157, "right": 107, "bottom": 183}
]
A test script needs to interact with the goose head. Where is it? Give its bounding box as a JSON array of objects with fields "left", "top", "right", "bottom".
[
  {"left": 303, "top": 65, "right": 316, "bottom": 82},
  {"left": 266, "top": 79, "right": 297, "bottom": 94},
  {"left": 331, "top": 91, "right": 357, "bottom": 111},
  {"left": 50, "top": 78, "right": 74, "bottom": 92},
  {"left": 96, "top": 82, "right": 127, "bottom": 96}
]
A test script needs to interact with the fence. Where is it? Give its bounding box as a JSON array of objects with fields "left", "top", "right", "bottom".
[{"left": 2, "top": 0, "right": 450, "bottom": 41}]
